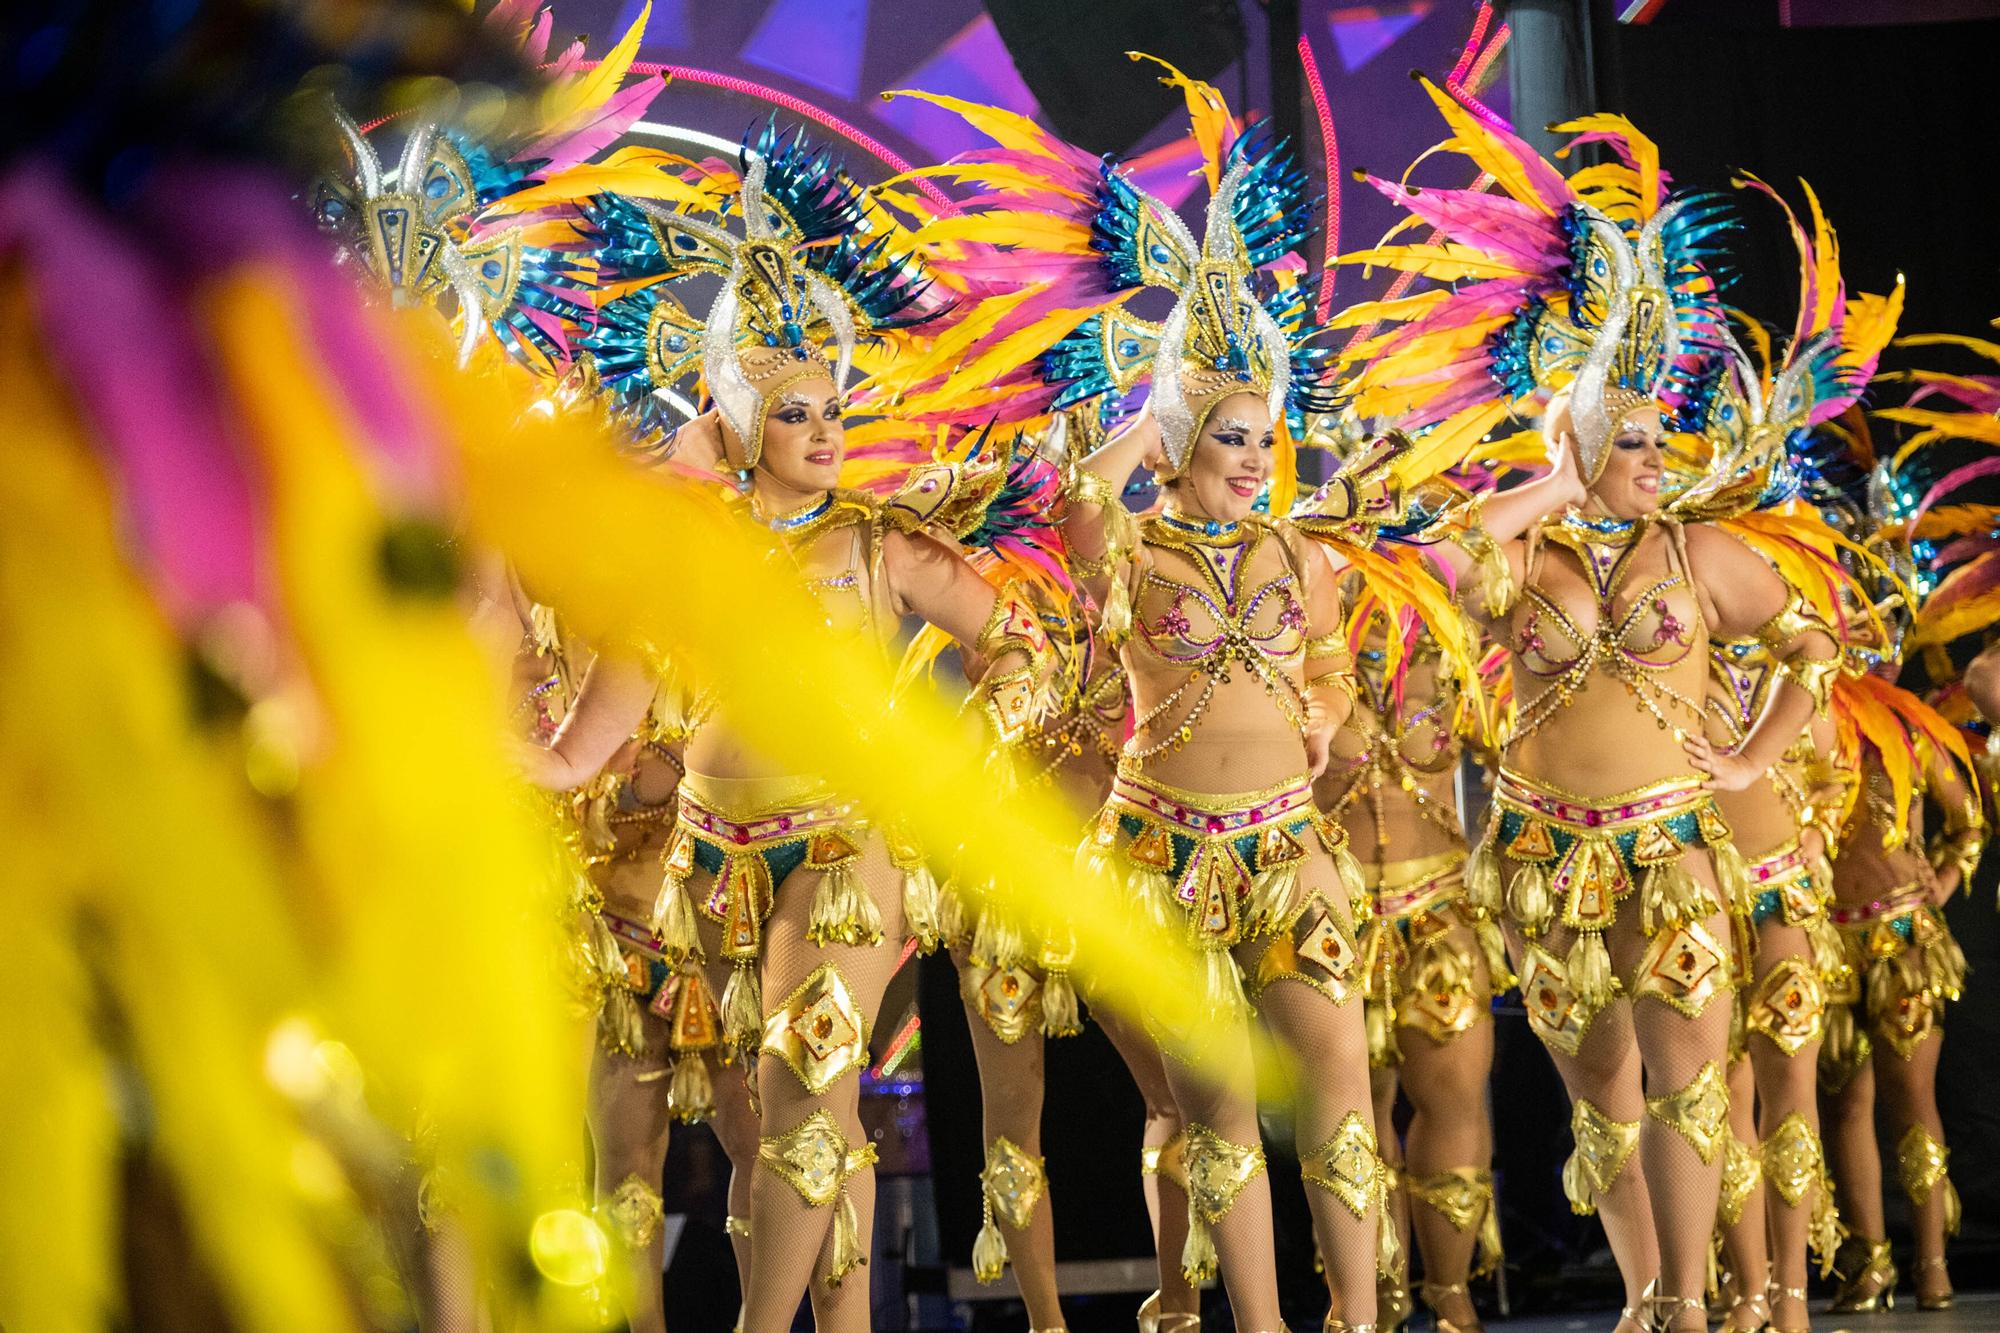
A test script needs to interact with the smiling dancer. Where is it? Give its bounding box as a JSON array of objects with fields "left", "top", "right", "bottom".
[
  {"left": 1338, "top": 89, "right": 1852, "bottom": 1332},
  {"left": 521, "top": 128, "right": 1063, "bottom": 1333}
]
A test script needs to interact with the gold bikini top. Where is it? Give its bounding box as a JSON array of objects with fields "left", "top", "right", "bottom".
[
  {"left": 1507, "top": 514, "right": 1706, "bottom": 746},
  {"left": 669, "top": 489, "right": 895, "bottom": 736},
  {"left": 1324, "top": 623, "right": 1466, "bottom": 845},
  {"left": 1124, "top": 511, "right": 1316, "bottom": 762}
]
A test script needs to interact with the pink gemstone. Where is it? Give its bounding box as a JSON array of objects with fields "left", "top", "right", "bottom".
[
  {"left": 1249, "top": 809, "right": 1265, "bottom": 823},
  {"left": 1207, "top": 818, "right": 1225, "bottom": 833},
  {"left": 777, "top": 816, "right": 792, "bottom": 831},
  {"left": 732, "top": 827, "right": 751, "bottom": 845}
]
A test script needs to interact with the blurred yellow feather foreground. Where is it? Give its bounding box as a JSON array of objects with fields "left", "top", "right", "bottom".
[{"left": 0, "top": 260, "right": 1275, "bottom": 1330}]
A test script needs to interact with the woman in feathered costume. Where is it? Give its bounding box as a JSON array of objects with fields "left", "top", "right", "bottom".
[
  {"left": 518, "top": 125, "right": 1063, "bottom": 1333},
  {"left": 1338, "top": 88, "right": 1847, "bottom": 1332},
  {"left": 892, "top": 57, "right": 1501, "bottom": 1332},
  {"left": 1662, "top": 174, "right": 1904, "bottom": 1333},
  {"left": 1313, "top": 553, "right": 1506, "bottom": 1333},
  {"left": 306, "top": 17, "right": 764, "bottom": 1329},
  {"left": 1807, "top": 355, "right": 1994, "bottom": 1316}
]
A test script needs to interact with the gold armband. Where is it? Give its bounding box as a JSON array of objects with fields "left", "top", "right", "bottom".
[
  {"left": 1755, "top": 595, "right": 1839, "bottom": 713},
  {"left": 1456, "top": 495, "right": 1515, "bottom": 620},
  {"left": 1069, "top": 468, "right": 1117, "bottom": 508},
  {"left": 971, "top": 591, "right": 1053, "bottom": 746},
  {"left": 1928, "top": 811, "right": 1986, "bottom": 886}
]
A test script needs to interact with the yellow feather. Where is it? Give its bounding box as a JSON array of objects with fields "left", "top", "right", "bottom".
[
  {"left": 880, "top": 89, "right": 1073, "bottom": 162},
  {"left": 492, "top": 159, "right": 714, "bottom": 216},
  {"left": 1894, "top": 332, "right": 2000, "bottom": 366},
  {"left": 914, "top": 210, "right": 1098, "bottom": 256},
  {"left": 1339, "top": 242, "right": 1535, "bottom": 282},
  {"left": 533, "top": 2, "right": 651, "bottom": 138},
  {"left": 1552, "top": 113, "right": 1658, "bottom": 219},
  {"left": 1128, "top": 52, "right": 1231, "bottom": 192},
  {"left": 1416, "top": 77, "right": 1558, "bottom": 215}
]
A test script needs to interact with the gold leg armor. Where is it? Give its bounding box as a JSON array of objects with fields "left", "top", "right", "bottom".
[
  {"left": 960, "top": 958, "right": 1044, "bottom": 1044},
  {"left": 1141, "top": 1130, "right": 1190, "bottom": 1191},
  {"left": 602, "top": 1173, "right": 665, "bottom": 1250},
  {"left": 1630, "top": 919, "right": 1731, "bottom": 1019},
  {"left": 1762, "top": 1112, "right": 1843, "bottom": 1275},
  {"left": 1715, "top": 1130, "right": 1762, "bottom": 1227},
  {"left": 758, "top": 1110, "right": 879, "bottom": 1287},
  {"left": 1745, "top": 955, "right": 1826, "bottom": 1056},
  {"left": 1517, "top": 942, "right": 1605, "bottom": 1058},
  {"left": 760, "top": 962, "right": 869, "bottom": 1095},
  {"left": 1897, "top": 1124, "right": 1961, "bottom": 1238},
  {"left": 1179, "top": 1124, "right": 1267, "bottom": 1284},
  {"left": 1300, "top": 1110, "right": 1398, "bottom": 1276},
  {"left": 1643, "top": 1061, "right": 1731, "bottom": 1165},
  {"left": 1563, "top": 1098, "right": 1640, "bottom": 1216},
  {"left": 972, "top": 1135, "right": 1049, "bottom": 1283},
  {"left": 1409, "top": 1166, "right": 1503, "bottom": 1279}
]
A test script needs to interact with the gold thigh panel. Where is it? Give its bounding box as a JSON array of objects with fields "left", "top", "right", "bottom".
[{"left": 1747, "top": 954, "right": 1825, "bottom": 1056}]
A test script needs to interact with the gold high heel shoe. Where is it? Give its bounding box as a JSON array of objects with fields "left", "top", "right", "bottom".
[
  {"left": 1915, "top": 1255, "right": 1954, "bottom": 1312},
  {"left": 1768, "top": 1282, "right": 1811, "bottom": 1333},
  {"left": 1826, "top": 1236, "right": 1897, "bottom": 1313},
  {"left": 1137, "top": 1290, "right": 1201, "bottom": 1332},
  {"left": 1418, "top": 1280, "right": 1483, "bottom": 1333},
  {"left": 1321, "top": 1321, "right": 1376, "bottom": 1333},
  {"left": 1719, "top": 1285, "right": 1772, "bottom": 1333},
  {"left": 1639, "top": 1290, "right": 1707, "bottom": 1333},
  {"left": 1376, "top": 1273, "right": 1411, "bottom": 1333}
]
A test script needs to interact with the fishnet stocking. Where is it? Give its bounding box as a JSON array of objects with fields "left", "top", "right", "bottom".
[
  {"left": 1157, "top": 996, "right": 1283, "bottom": 1330},
  {"left": 1371, "top": 1067, "right": 1409, "bottom": 1305},
  {"left": 588, "top": 1015, "right": 676, "bottom": 1333},
  {"left": 1253, "top": 851, "right": 1384, "bottom": 1329},
  {"left": 1616, "top": 876, "right": 1734, "bottom": 1331},
  {"left": 1822, "top": 1055, "right": 1883, "bottom": 1239},
  {"left": 1715, "top": 1053, "right": 1768, "bottom": 1313},
  {"left": 1096, "top": 1005, "right": 1198, "bottom": 1318},
  {"left": 736, "top": 840, "right": 908, "bottom": 1333},
  {"left": 1747, "top": 919, "right": 1821, "bottom": 1326},
  {"left": 1503, "top": 925, "right": 1658, "bottom": 1312},
  {"left": 1397, "top": 918, "right": 1495, "bottom": 1321},
  {"left": 1874, "top": 1021, "right": 1950, "bottom": 1294},
  {"left": 951, "top": 943, "right": 1066, "bottom": 1330}
]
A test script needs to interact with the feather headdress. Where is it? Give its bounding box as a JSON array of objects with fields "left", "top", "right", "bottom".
[
  {"left": 1335, "top": 83, "right": 1731, "bottom": 483},
  {"left": 310, "top": 3, "right": 665, "bottom": 367},
  {"left": 584, "top": 121, "right": 935, "bottom": 466},
  {"left": 884, "top": 55, "right": 1334, "bottom": 485}
]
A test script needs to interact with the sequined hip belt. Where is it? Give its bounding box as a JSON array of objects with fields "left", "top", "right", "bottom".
[
  {"left": 1743, "top": 837, "right": 1827, "bottom": 928},
  {"left": 658, "top": 772, "right": 875, "bottom": 973},
  {"left": 1365, "top": 849, "right": 1469, "bottom": 922},
  {"left": 1091, "top": 769, "right": 1346, "bottom": 949},
  {"left": 1467, "top": 770, "right": 1739, "bottom": 1008},
  {"left": 1829, "top": 884, "right": 1930, "bottom": 931}
]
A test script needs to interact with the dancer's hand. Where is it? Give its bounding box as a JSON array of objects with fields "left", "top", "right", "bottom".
[
  {"left": 1683, "top": 733, "right": 1761, "bottom": 791},
  {"left": 1305, "top": 720, "right": 1336, "bottom": 778},
  {"left": 1930, "top": 863, "right": 1963, "bottom": 905}
]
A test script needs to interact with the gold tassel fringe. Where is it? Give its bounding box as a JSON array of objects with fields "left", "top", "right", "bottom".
[
  {"left": 1040, "top": 967, "right": 1081, "bottom": 1038},
  {"left": 1507, "top": 862, "right": 1552, "bottom": 934},
  {"left": 1567, "top": 931, "right": 1615, "bottom": 1008},
  {"left": 1465, "top": 841, "right": 1502, "bottom": 916},
  {"left": 807, "top": 859, "right": 883, "bottom": 948},
  {"left": 903, "top": 862, "right": 944, "bottom": 954},
  {"left": 720, "top": 962, "right": 763, "bottom": 1051},
  {"left": 668, "top": 1054, "right": 714, "bottom": 1124}
]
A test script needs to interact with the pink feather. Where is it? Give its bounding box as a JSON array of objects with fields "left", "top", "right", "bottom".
[{"left": 523, "top": 74, "right": 665, "bottom": 179}]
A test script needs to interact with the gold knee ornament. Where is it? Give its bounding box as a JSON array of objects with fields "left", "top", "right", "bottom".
[
  {"left": 1409, "top": 1166, "right": 1503, "bottom": 1278},
  {"left": 1300, "top": 1110, "right": 1399, "bottom": 1275},
  {"left": 1179, "top": 1124, "right": 1267, "bottom": 1283},
  {"left": 1762, "top": 1112, "right": 1842, "bottom": 1274},
  {"left": 758, "top": 1109, "right": 879, "bottom": 1287},
  {"left": 602, "top": 1173, "right": 664, "bottom": 1249},
  {"left": 1644, "top": 1061, "right": 1730, "bottom": 1164},
  {"left": 1897, "top": 1124, "right": 1961, "bottom": 1238},
  {"left": 1716, "top": 1129, "right": 1762, "bottom": 1227},
  {"left": 760, "top": 961, "right": 868, "bottom": 1095},
  {"left": 972, "top": 1135, "right": 1049, "bottom": 1283},
  {"left": 1563, "top": 1098, "right": 1639, "bottom": 1216},
  {"left": 1630, "top": 919, "right": 1730, "bottom": 1018}
]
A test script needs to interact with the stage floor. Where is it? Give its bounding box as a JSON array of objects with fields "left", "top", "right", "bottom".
[{"left": 1484, "top": 1291, "right": 1997, "bottom": 1332}]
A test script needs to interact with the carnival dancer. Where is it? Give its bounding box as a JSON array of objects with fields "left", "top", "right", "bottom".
[
  {"left": 1662, "top": 174, "right": 1904, "bottom": 1333},
  {"left": 1336, "top": 89, "right": 1848, "bottom": 1332},
  {"left": 522, "top": 127, "right": 1060, "bottom": 1333},
  {"left": 1315, "top": 589, "right": 1506, "bottom": 1333},
  {"left": 892, "top": 56, "right": 1509, "bottom": 1329},
  {"left": 1812, "top": 368, "right": 1996, "bottom": 1315}
]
